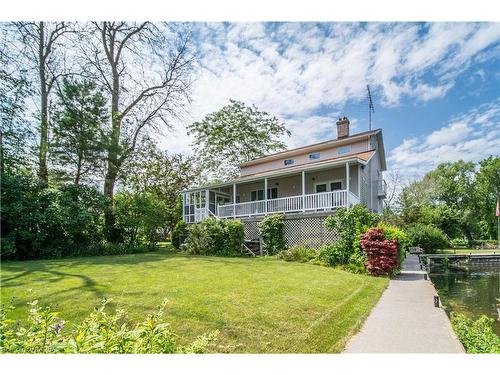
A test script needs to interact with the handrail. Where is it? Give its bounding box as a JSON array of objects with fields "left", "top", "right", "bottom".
[{"left": 217, "top": 190, "right": 358, "bottom": 219}]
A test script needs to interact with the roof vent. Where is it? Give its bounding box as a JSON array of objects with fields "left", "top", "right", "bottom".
[{"left": 336, "top": 117, "right": 350, "bottom": 139}]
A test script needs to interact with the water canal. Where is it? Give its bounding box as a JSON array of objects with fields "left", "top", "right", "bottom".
[{"left": 429, "top": 262, "right": 500, "bottom": 335}]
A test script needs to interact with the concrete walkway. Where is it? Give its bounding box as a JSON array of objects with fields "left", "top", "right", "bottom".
[{"left": 344, "top": 255, "right": 464, "bottom": 353}]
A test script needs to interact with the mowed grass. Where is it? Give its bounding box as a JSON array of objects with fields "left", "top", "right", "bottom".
[{"left": 1, "top": 251, "right": 388, "bottom": 353}]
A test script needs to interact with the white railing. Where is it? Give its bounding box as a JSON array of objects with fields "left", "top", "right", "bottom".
[
  {"left": 267, "top": 195, "right": 303, "bottom": 213},
  {"left": 217, "top": 205, "right": 234, "bottom": 218},
  {"left": 235, "top": 200, "right": 266, "bottom": 217},
  {"left": 303, "top": 190, "right": 347, "bottom": 210},
  {"left": 349, "top": 191, "right": 360, "bottom": 206},
  {"left": 194, "top": 207, "right": 208, "bottom": 222},
  {"left": 194, "top": 207, "right": 217, "bottom": 222},
  {"left": 217, "top": 190, "right": 358, "bottom": 219}
]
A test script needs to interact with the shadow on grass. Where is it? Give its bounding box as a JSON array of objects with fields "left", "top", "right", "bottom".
[{"left": 1, "top": 263, "right": 114, "bottom": 308}]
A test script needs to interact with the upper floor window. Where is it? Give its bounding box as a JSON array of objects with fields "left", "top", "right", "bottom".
[
  {"left": 309, "top": 152, "right": 320, "bottom": 160},
  {"left": 284, "top": 159, "right": 294, "bottom": 166},
  {"left": 337, "top": 146, "right": 352, "bottom": 155}
]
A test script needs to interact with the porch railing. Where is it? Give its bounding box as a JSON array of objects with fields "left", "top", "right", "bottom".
[
  {"left": 377, "top": 179, "right": 387, "bottom": 197},
  {"left": 217, "top": 190, "right": 358, "bottom": 219}
]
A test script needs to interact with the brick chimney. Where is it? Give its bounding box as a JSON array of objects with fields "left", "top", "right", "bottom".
[{"left": 336, "top": 117, "right": 350, "bottom": 138}]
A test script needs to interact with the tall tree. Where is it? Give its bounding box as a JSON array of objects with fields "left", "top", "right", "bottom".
[
  {"left": 0, "top": 32, "right": 34, "bottom": 174},
  {"left": 81, "top": 22, "right": 194, "bottom": 239},
  {"left": 121, "top": 138, "right": 201, "bottom": 204},
  {"left": 120, "top": 137, "right": 201, "bottom": 233},
  {"left": 14, "top": 22, "right": 71, "bottom": 183},
  {"left": 187, "top": 99, "right": 291, "bottom": 181},
  {"left": 51, "top": 78, "right": 107, "bottom": 185},
  {"left": 428, "top": 161, "right": 478, "bottom": 242},
  {"left": 475, "top": 156, "right": 500, "bottom": 239}
]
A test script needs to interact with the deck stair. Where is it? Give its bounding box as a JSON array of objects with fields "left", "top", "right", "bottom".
[{"left": 243, "top": 240, "right": 263, "bottom": 256}]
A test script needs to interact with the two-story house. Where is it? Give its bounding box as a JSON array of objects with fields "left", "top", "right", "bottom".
[{"left": 181, "top": 117, "right": 387, "bottom": 250}]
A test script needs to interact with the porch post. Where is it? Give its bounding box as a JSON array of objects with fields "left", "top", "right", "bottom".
[
  {"left": 205, "top": 189, "right": 209, "bottom": 216},
  {"left": 182, "top": 193, "right": 185, "bottom": 222},
  {"left": 346, "top": 162, "right": 350, "bottom": 208},
  {"left": 357, "top": 165, "right": 361, "bottom": 199},
  {"left": 301, "top": 170, "right": 305, "bottom": 212},
  {"left": 264, "top": 177, "right": 268, "bottom": 215},
  {"left": 232, "top": 183, "right": 236, "bottom": 219}
]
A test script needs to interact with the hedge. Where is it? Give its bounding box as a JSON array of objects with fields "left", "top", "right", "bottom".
[
  {"left": 182, "top": 217, "right": 244, "bottom": 256},
  {"left": 258, "top": 214, "right": 286, "bottom": 255}
]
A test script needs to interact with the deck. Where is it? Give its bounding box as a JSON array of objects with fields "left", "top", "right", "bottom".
[{"left": 215, "top": 190, "right": 360, "bottom": 219}]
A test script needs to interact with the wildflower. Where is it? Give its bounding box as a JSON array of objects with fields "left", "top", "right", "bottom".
[{"left": 51, "top": 319, "right": 64, "bottom": 334}]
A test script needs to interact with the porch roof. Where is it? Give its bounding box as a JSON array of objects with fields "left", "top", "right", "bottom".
[{"left": 182, "top": 150, "right": 375, "bottom": 193}]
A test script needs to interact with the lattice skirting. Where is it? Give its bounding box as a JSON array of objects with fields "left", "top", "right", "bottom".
[
  {"left": 244, "top": 221, "right": 260, "bottom": 241},
  {"left": 243, "top": 216, "right": 339, "bottom": 249}
]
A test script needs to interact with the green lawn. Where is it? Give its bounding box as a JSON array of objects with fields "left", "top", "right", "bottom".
[
  {"left": 1, "top": 251, "right": 388, "bottom": 353},
  {"left": 436, "top": 248, "right": 499, "bottom": 254}
]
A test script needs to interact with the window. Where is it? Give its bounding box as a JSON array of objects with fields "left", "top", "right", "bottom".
[
  {"left": 315, "top": 180, "right": 343, "bottom": 193},
  {"left": 284, "top": 159, "right": 294, "bottom": 166},
  {"left": 337, "top": 146, "right": 352, "bottom": 155},
  {"left": 251, "top": 188, "right": 278, "bottom": 201},
  {"left": 330, "top": 181, "right": 342, "bottom": 190},
  {"left": 309, "top": 152, "right": 320, "bottom": 160},
  {"left": 315, "top": 184, "right": 327, "bottom": 193}
]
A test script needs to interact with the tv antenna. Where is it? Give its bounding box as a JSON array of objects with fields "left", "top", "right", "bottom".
[{"left": 366, "top": 84, "right": 375, "bottom": 130}]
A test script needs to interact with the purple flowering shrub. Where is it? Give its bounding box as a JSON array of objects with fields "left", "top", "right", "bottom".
[{"left": 0, "top": 298, "right": 218, "bottom": 353}]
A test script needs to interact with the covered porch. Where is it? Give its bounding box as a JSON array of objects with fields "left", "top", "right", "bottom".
[{"left": 182, "top": 160, "right": 369, "bottom": 223}]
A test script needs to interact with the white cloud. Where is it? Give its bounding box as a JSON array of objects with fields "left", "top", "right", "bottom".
[
  {"left": 388, "top": 99, "right": 500, "bottom": 181},
  {"left": 158, "top": 22, "right": 500, "bottom": 154},
  {"left": 425, "top": 121, "right": 471, "bottom": 146}
]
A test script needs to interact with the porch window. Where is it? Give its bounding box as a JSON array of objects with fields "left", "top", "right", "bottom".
[
  {"left": 284, "top": 159, "right": 294, "bottom": 166},
  {"left": 330, "top": 181, "right": 342, "bottom": 190},
  {"left": 315, "top": 184, "right": 327, "bottom": 193},
  {"left": 314, "top": 180, "right": 342, "bottom": 193},
  {"left": 251, "top": 188, "right": 278, "bottom": 201}
]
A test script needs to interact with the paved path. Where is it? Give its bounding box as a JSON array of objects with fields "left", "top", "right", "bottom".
[{"left": 344, "top": 255, "right": 464, "bottom": 353}]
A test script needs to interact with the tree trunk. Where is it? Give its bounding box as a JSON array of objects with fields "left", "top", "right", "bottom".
[
  {"left": 74, "top": 152, "right": 82, "bottom": 185},
  {"left": 103, "top": 69, "right": 121, "bottom": 241},
  {"left": 38, "top": 22, "right": 49, "bottom": 183}
]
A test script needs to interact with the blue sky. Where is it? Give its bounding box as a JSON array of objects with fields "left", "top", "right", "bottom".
[{"left": 160, "top": 22, "right": 500, "bottom": 180}]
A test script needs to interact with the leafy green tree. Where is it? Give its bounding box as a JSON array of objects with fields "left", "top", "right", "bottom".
[
  {"left": 406, "top": 223, "right": 449, "bottom": 253},
  {"left": 396, "top": 161, "right": 479, "bottom": 241},
  {"left": 82, "top": 22, "right": 195, "bottom": 240},
  {"left": 475, "top": 156, "right": 500, "bottom": 239},
  {"left": 120, "top": 138, "right": 201, "bottom": 233},
  {"left": 51, "top": 79, "right": 107, "bottom": 184},
  {"left": 428, "top": 161, "right": 479, "bottom": 243},
  {"left": 187, "top": 99, "right": 290, "bottom": 181},
  {"left": 114, "top": 192, "right": 169, "bottom": 246},
  {"left": 1, "top": 170, "right": 107, "bottom": 260}
]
